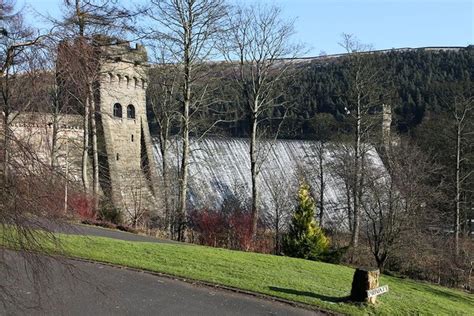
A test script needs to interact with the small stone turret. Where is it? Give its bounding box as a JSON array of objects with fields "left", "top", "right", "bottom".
[
  {"left": 95, "top": 35, "right": 148, "bottom": 64},
  {"left": 382, "top": 103, "right": 392, "bottom": 150}
]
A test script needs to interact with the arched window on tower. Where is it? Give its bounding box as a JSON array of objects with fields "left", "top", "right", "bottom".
[
  {"left": 113, "top": 103, "right": 122, "bottom": 118},
  {"left": 127, "top": 104, "right": 136, "bottom": 119}
]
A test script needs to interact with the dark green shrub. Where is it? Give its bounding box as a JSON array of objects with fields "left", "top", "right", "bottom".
[
  {"left": 97, "top": 203, "right": 122, "bottom": 224},
  {"left": 320, "top": 246, "right": 349, "bottom": 264}
]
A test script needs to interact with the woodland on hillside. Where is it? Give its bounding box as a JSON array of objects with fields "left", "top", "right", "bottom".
[{"left": 182, "top": 47, "right": 473, "bottom": 138}]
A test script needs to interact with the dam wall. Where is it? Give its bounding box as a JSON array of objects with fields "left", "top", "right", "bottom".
[{"left": 153, "top": 137, "right": 385, "bottom": 231}]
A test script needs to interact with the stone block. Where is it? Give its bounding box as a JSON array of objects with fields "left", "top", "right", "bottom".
[{"left": 350, "top": 267, "right": 380, "bottom": 304}]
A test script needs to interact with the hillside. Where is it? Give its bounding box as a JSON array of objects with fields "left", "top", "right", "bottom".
[{"left": 160, "top": 45, "right": 472, "bottom": 139}]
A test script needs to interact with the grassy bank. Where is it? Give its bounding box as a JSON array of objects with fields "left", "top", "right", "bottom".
[{"left": 3, "top": 232, "right": 473, "bottom": 315}]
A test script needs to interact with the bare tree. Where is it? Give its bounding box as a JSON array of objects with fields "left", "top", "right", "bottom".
[
  {"left": 339, "top": 33, "right": 387, "bottom": 249},
  {"left": 123, "top": 171, "right": 151, "bottom": 228},
  {"left": 54, "top": 0, "right": 137, "bottom": 207},
  {"left": 57, "top": 0, "right": 137, "bottom": 38},
  {"left": 221, "top": 3, "right": 301, "bottom": 241},
  {"left": 448, "top": 96, "right": 473, "bottom": 257},
  {"left": 1, "top": 1, "right": 43, "bottom": 189},
  {"left": 410, "top": 91, "right": 474, "bottom": 285},
  {"left": 147, "top": 48, "right": 180, "bottom": 237},
  {"left": 266, "top": 175, "right": 295, "bottom": 254},
  {"left": 307, "top": 113, "right": 338, "bottom": 226},
  {"left": 0, "top": 1, "right": 74, "bottom": 308},
  {"left": 146, "top": 0, "right": 226, "bottom": 241},
  {"left": 328, "top": 142, "right": 353, "bottom": 233},
  {"left": 362, "top": 141, "right": 441, "bottom": 271}
]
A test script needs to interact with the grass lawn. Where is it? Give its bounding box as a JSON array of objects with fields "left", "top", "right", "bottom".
[{"left": 4, "top": 232, "right": 473, "bottom": 315}]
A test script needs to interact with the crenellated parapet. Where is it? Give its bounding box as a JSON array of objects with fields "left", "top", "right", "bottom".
[
  {"left": 97, "top": 38, "right": 149, "bottom": 92},
  {"left": 104, "top": 72, "right": 148, "bottom": 90},
  {"left": 9, "top": 112, "right": 83, "bottom": 130},
  {"left": 94, "top": 35, "right": 148, "bottom": 64}
]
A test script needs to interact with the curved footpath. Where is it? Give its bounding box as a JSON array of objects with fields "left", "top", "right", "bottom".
[
  {"left": 1, "top": 225, "right": 323, "bottom": 315},
  {"left": 50, "top": 223, "right": 177, "bottom": 244}
]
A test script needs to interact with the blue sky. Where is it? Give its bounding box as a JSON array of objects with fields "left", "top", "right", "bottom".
[{"left": 21, "top": 0, "right": 473, "bottom": 56}]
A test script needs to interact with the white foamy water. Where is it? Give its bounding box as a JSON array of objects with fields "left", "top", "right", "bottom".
[{"left": 152, "top": 137, "right": 385, "bottom": 230}]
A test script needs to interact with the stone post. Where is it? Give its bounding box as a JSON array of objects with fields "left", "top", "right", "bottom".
[{"left": 350, "top": 267, "right": 380, "bottom": 304}]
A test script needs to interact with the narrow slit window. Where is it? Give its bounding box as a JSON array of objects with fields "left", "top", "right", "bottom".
[
  {"left": 131, "top": 134, "right": 134, "bottom": 142},
  {"left": 116, "top": 153, "right": 120, "bottom": 161}
]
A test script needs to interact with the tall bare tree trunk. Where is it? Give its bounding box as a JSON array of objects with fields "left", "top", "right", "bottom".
[
  {"left": 177, "top": 24, "right": 191, "bottom": 241},
  {"left": 1, "top": 71, "right": 12, "bottom": 192},
  {"left": 75, "top": 0, "right": 89, "bottom": 193},
  {"left": 351, "top": 91, "right": 362, "bottom": 248},
  {"left": 50, "top": 110, "right": 59, "bottom": 169},
  {"left": 274, "top": 205, "right": 280, "bottom": 254},
  {"left": 82, "top": 94, "right": 90, "bottom": 192},
  {"left": 2, "top": 112, "right": 9, "bottom": 190},
  {"left": 89, "top": 83, "right": 99, "bottom": 209},
  {"left": 347, "top": 185, "right": 353, "bottom": 232},
  {"left": 454, "top": 120, "right": 461, "bottom": 257},
  {"left": 178, "top": 98, "right": 189, "bottom": 241},
  {"left": 160, "top": 138, "right": 171, "bottom": 236},
  {"left": 250, "top": 108, "right": 259, "bottom": 239},
  {"left": 148, "top": 0, "right": 226, "bottom": 241},
  {"left": 318, "top": 144, "right": 325, "bottom": 226},
  {"left": 451, "top": 97, "right": 473, "bottom": 257},
  {"left": 64, "top": 138, "right": 69, "bottom": 213},
  {"left": 75, "top": 0, "right": 85, "bottom": 37}
]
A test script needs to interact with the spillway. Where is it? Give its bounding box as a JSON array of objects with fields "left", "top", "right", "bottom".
[{"left": 152, "top": 137, "right": 384, "bottom": 230}]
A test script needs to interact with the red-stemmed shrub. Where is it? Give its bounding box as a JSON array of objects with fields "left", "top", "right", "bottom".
[
  {"left": 188, "top": 207, "right": 263, "bottom": 252},
  {"left": 69, "top": 193, "right": 96, "bottom": 220},
  {"left": 188, "top": 208, "right": 226, "bottom": 247},
  {"left": 253, "top": 231, "right": 275, "bottom": 254},
  {"left": 228, "top": 209, "right": 253, "bottom": 251}
]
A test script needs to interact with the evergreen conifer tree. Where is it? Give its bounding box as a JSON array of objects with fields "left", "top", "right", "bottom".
[{"left": 283, "top": 183, "right": 329, "bottom": 260}]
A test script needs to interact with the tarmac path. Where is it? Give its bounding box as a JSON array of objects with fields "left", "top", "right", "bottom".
[
  {"left": 1, "top": 226, "right": 323, "bottom": 315},
  {"left": 48, "top": 222, "right": 177, "bottom": 244}
]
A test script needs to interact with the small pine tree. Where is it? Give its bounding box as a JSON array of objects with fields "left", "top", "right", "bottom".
[{"left": 283, "top": 183, "right": 329, "bottom": 260}]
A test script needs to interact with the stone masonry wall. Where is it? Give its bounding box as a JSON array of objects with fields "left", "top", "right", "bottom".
[
  {"left": 8, "top": 112, "right": 85, "bottom": 183},
  {"left": 98, "top": 45, "right": 160, "bottom": 220}
]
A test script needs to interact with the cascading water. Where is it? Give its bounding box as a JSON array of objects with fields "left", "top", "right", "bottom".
[{"left": 152, "top": 137, "right": 385, "bottom": 230}]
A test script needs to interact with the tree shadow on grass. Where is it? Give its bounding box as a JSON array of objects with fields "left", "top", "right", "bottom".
[
  {"left": 269, "top": 286, "right": 350, "bottom": 303},
  {"left": 422, "top": 286, "right": 473, "bottom": 306}
]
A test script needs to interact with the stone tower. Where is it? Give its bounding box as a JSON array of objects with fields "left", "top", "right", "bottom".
[
  {"left": 97, "top": 40, "right": 159, "bottom": 218},
  {"left": 382, "top": 103, "right": 392, "bottom": 150}
]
